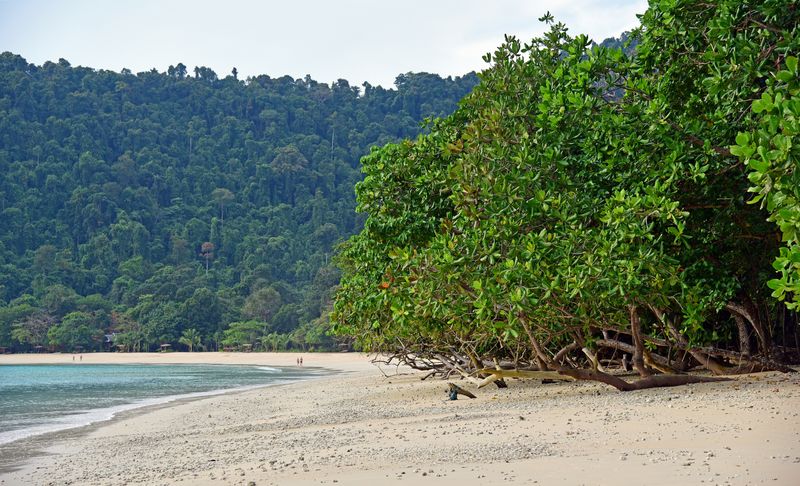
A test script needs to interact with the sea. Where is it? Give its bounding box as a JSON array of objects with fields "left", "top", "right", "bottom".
[{"left": 0, "top": 363, "right": 322, "bottom": 446}]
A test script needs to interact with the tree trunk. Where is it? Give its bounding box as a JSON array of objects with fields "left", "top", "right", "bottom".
[
  {"left": 475, "top": 368, "right": 575, "bottom": 388},
  {"left": 694, "top": 346, "right": 795, "bottom": 374},
  {"left": 726, "top": 302, "right": 770, "bottom": 356},
  {"left": 519, "top": 314, "right": 552, "bottom": 371},
  {"left": 582, "top": 347, "right": 605, "bottom": 372},
  {"left": 629, "top": 305, "right": 652, "bottom": 377},
  {"left": 688, "top": 349, "right": 729, "bottom": 375},
  {"left": 556, "top": 367, "right": 731, "bottom": 391},
  {"left": 595, "top": 338, "right": 674, "bottom": 369},
  {"left": 732, "top": 313, "right": 751, "bottom": 357},
  {"left": 554, "top": 341, "right": 580, "bottom": 365}
]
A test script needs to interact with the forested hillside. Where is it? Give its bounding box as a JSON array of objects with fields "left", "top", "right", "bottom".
[
  {"left": 333, "top": 0, "right": 799, "bottom": 386},
  {"left": 0, "top": 52, "right": 477, "bottom": 352}
]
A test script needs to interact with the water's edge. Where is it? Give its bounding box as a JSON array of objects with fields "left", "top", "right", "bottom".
[{"left": 0, "top": 365, "right": 339, "bottom": 475}]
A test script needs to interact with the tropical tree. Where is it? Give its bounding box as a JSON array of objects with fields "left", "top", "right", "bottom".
[
  {"left": 333, "top": 0, "right": 798, "bottom": 388},
  {"left": 200, "top": 242, "right": 215, "bottom": 274},
  {"left": 46, "top": 311, "right": 103, "bottom": 351},
  {"left": 733, "top": 56, "right": 800, "bottom": 310},
  {"left": 242, "top": 286, "right": 281, "bottom": 329},
  {"left": 178, "top": 328, "right": 202, "bottom": 352},
  {"left": 211, "top": 188, "right": 234, "bottom": 224},
  {"left": 260, "top": 332, "right": 290, "bottom": 352},
  {"left": 221, "top": 320, "right": 263, "bottom": 350},
  {"left": 0, "top": 300, "right": 37, "bottom": 348},
  {"left": 12, "top": 312, "right": 55, "bottom": 350}
]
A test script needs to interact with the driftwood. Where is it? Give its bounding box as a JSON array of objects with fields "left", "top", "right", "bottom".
[
  {"left": 475, "top": 368, "right": 575, "bottom": 388},
  {"left": 491, "top": 358, "right": 509, "bottom": 388},
  {"left": 447, "top": 382, "right": 476, "bottom": 399}
]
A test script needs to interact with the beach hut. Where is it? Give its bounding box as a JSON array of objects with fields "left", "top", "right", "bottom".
[
  {"left": 104, "top": 333, "right": 117, "bottom": 352},
  {"left": 159, "top": 343, "right": 172, "bottom": 352}
]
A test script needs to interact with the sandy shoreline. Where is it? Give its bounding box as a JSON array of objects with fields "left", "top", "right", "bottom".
[
  {"left": 0, "top": 351, "right": 374, "bottom": 372},
  {"left": 1, "top": 353, "right": 799, "bottom": 485},
  {"left": 0, "top": 352, "right": 374, "bottom": 480}
]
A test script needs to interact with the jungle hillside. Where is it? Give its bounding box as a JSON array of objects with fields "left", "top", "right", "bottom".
[{"left": 0, "top": 53, "right": 478, "bottom": 353}]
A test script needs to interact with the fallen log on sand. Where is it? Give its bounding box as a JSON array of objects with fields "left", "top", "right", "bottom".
[
  {"left": 473, "top": 367, "right": 730, "bottom": 391},
  {"left": 475, "top": 369, "right": 575, "bottom": 388}
]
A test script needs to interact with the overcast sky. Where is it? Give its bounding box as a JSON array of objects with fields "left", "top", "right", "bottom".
[{"left": 0, "top": 0, "right": 647, "bottom": 88}]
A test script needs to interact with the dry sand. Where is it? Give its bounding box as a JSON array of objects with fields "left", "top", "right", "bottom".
[{"left": 1, "top": 352, "right": 799, "bottom": 485}]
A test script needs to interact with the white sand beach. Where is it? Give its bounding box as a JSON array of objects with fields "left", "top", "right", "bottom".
[{"left": 1, "top": 352, "right": 798, "bottom": 485}]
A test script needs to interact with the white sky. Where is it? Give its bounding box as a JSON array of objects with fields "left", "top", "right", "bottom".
[{"left": 0, "top": 0, "right": 647, "bottom": 88}]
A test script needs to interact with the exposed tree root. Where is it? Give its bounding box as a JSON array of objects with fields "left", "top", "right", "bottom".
[
  {"left": 693, "top": 347, "right": 795, "bottom": 374},
  {"left": 556, "top": 368, "right": 732, "bottom": 391},
  {"left": 370, "top": 331, "right": 793, "bottom": 394}
]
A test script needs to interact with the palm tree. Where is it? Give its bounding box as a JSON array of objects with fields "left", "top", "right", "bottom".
[{"left": 178, "top": 328, "right": 201, "bottom": 352}]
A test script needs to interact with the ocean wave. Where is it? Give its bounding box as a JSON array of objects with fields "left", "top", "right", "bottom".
[{"left": 0, "top": 382, "right": 280, "bottom": 446}]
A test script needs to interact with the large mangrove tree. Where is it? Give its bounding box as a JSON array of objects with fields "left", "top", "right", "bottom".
[{"left": 333, "top": 0, "right": 799, "bottom": 387}]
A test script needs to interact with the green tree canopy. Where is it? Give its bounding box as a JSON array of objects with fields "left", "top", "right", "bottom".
[
  {"left": 0, "top": 51, "right": 477, "bottom": 351},
  {"left": 334, "top": 0, "right": 799, "bottom": 385}
]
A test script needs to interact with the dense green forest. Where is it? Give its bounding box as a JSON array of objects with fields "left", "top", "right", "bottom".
[
  {"left": 0, "top": 52, "right": 478, "bottom": 352},
  {"left": 333, "top": 0, "right": 799, "bottom": 387}
]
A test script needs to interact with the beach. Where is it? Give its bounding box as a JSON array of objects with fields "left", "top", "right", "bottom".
[{"left": 0, "top": 353, "right": 798, "bottom": 485}]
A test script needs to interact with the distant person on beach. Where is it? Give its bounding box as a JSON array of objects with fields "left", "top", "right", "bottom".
[
  {"left": 80, "top": 355, "right": 82, "bottom": 361},
  {"left": 72, "top": 355, "right": 75, "bottom": 361},
  {"left": 296, "top": 357, "right": 300, "bottom": 366},
  {"left": 300, "top": 356, "right": 303, "bottom": 366}
]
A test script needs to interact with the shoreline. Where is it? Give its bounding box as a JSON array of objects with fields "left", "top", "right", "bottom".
[
  {"left": 0, "top": 352, "right": 377, "bottom": 480},
  {"left": 1, "top": 354, "right": 799, "bottom": 485},
  {"left": 0, "top": 351, "right": 374, "bottom": 371},
  {"left": 0, "top": 373, "right": 339, "bottom": 477},
  {"left": 0, "top": 368, "right": 328, "bottom": 450}
]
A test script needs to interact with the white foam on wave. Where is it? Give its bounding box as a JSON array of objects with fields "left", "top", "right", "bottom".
[
  {"left": 0, "top": 382, "right": 282, "bottom": 447},
  {"left": 255, "top": 366, "right": 282, "bottom": 372}
]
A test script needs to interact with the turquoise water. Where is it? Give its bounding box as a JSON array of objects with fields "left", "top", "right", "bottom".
[{"left": 0, "top": 363, "right": 321, "bottom": 445}]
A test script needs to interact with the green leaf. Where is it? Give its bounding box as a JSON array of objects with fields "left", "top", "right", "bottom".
[
  {"left": 776, "top": 70, "right": 794, "bottom": 83},
  {"left": 735, "top": 132, "right": 750, "bottom": 146},
  {"left": 747, "top": 158, "right": 769, "bottom": 173},
  {"left": 786, "top": 56, "right": 798, "bottom": 74},
  {"left": 767, "top": 278, "right": 784, "bottom": 291}
]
